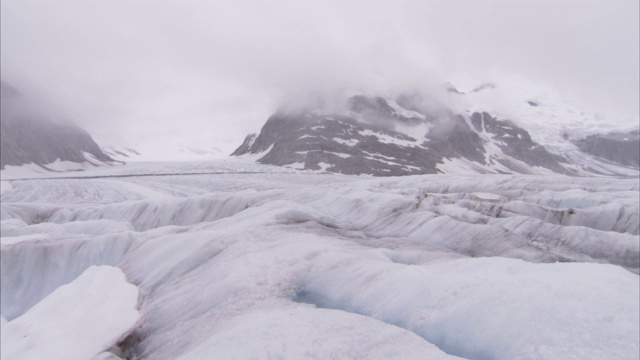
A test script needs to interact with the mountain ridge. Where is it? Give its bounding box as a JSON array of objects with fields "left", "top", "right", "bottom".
[
  {"left": 232, "top": 91, "right": 638, "bottom": 177},
  {"left": 0, "top": 81, "right": 115, "bottom": 170}
]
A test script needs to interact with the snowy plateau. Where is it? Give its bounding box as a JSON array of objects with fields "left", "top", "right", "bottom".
[{"left": 1, "top": 159, "right": 638, "bottom": 360}]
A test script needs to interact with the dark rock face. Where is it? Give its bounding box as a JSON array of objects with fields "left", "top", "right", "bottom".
[
  {"left": 0, "top": 82, "right": 113, "bottom": 169},
  {"left": 470, "top": 112, "right": 567, "bottom": 173},
  {"left": 232, "top": 95, "right": 571, "bottom": 176},
  {"left": 348, "top": 95, "right": 423, "bottom": 126},
  {"left": 231, "top": 134, "right": 257, "bottom": 156},
  {"left": 235, "top": 112, "right": 439, "bottom": 176},
  {"left": 574, "top": 130, "right": 640, "bottom": 169},
  {"left": 428, "top": 114, "right": 486, "bottom": 164},
  {"left": 100, "top": 145, "right": 142, "bottom": 161}
]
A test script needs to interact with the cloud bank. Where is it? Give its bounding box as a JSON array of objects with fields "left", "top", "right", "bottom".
[{"left": 1, "top": 0, "right": 638, "bottom": 157}]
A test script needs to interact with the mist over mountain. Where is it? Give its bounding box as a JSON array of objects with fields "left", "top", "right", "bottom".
[
  {"left": 0, "top": 81, "right": 114, "bottom": 170},
  {"left": 1, "top": 0, "right": 637, "bottom": 156},
  {"left": 233, "top": 86, "right": 639, "bottom": 177}
]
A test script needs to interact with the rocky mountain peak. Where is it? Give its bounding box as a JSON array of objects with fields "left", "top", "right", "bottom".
[{"left": 232, "top": 93, "right": 582, "bottom": 176}]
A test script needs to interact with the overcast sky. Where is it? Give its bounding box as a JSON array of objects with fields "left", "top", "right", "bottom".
[{"left": 1, "top": 0, "right": 638, "bottom": 158}]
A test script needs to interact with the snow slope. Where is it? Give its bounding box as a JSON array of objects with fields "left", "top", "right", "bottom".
[
  {"left": 1, "top": 160, "right": 638, "bottom": 359},
  {"left": 449, "top": 76, "right": 640, "bottom": 175},
  {"left": 1, "top": 265, "right": 139, "bottom": 360}
]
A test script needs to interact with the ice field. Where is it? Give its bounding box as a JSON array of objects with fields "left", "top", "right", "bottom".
[{"left": 1, "top": 160, "right": 639, "bottom": 359}]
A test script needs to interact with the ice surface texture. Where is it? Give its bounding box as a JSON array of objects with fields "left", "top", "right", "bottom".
[
  {"left": 1, "top": 265, "right": 139, "bottom": 360},
  {"left": 1, "top": 161, "right": 638, "bottom": 359}
]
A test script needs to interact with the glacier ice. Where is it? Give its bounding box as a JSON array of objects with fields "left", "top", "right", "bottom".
[
  {"left": 0, "top": 161, "right": 638, "bottom": 359},
  {"left": 0, "top": 265, "right": 139, "bottom": 360}
]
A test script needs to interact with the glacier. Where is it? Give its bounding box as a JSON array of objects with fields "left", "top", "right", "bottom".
[
  {"left": 1, "top": 160, "right": 638, "bottom": 359},
  {"left": 1, "top": 265, "right": 139, "bottom": 360}
]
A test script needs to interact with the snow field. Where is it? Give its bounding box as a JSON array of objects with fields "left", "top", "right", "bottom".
[{"left": 1, "top": 162, "right": 638, "bottom": 359}]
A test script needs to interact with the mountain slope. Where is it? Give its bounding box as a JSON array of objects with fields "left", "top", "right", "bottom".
[
  {"left": 233, "top": 88, "right": 639, "bottom": 177},
  {"left": 573, "top": 130, "right": 639, "bottom": 169},
  {"left": 0, "top": 82, "right": 114, "bottom": 170},
  {"left": 232, "top": 94, "right": 573, "bottom": 176}
]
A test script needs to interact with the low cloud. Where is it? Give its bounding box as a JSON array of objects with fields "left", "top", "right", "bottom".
[{"left": 1, "top": 0, "right": 637, "bottom": 156}]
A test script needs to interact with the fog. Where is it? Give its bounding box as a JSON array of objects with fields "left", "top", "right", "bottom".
[{"left": 1, "top": 0, "right": 638, "bottom": 158}]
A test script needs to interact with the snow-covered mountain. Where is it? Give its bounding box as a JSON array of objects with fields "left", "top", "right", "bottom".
[
  {"left": 233, "top": 85, "right": 639, "bottom": 177},
  {"left": 0, "top": 82, "right": 116, "bottom": 172}
]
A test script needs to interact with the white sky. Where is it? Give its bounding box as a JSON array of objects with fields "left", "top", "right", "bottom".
[{"left": 1, "top": 0, "right": 638, "bottom": 159}]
